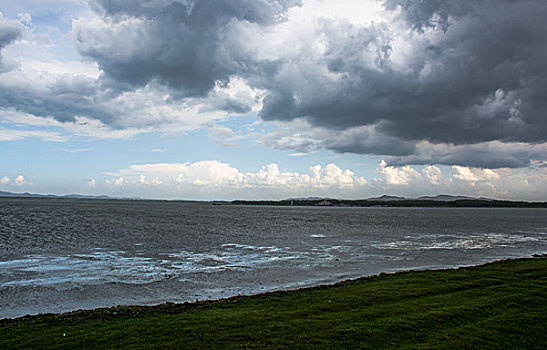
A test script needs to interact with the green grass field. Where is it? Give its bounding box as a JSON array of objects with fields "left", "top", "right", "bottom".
[{"left": 1, "top": 256, "right": 546, "bottom": 349}]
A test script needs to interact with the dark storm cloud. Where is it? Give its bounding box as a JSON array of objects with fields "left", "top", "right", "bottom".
[
  {"left": 259, "top": 0, "right": 547, "bottom": 148},
  {"left": 385, "top": 142, "right": 547, "bottom": 169},
  {"left": 0, "top": 18, "right": 23, "bottom": 48},
  {"left": 0, "top": 16, "right": 25, "bottom": 70},
  {"left": 0, "top": 74, "right": 115, "bottom": 123},
  {"left": 0, "top": 17, "right": 111, "bottom": 123},
  {"left": 76, "top": 0, "right": 300, "bottom": 96},
  {"left": 68, "top": 0, "right": 547, "bottom": 168},
  {"left": 0, "top": 1, "right": 277, "bottom": 127},
  {"left": 323, "top": 127, "right": 416, "bottom": 157},
  {"left": 0, "top": 15, "right": 119, "bottom": 123}
]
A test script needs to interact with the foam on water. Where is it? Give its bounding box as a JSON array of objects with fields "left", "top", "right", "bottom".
[
  {"left": 372, "top": 232, "right": 541, "bottom": 251},
  {"left": 0, "top": 250, "right": 170, "bottom": 287},
  {"left": 0, "top": 244, "right": 329, "bottom": 288},
  {"left": 3, "top": 229, "right": 543, "bottom": 290}
]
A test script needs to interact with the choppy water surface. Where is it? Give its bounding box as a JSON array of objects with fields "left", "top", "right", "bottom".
[{"left": 1, "top": 198, "right": 546, "bottom": 318}]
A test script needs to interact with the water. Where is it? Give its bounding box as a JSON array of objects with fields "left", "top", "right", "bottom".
[{"left": 1, "top": 198, "right": 546, "bottom": 319}]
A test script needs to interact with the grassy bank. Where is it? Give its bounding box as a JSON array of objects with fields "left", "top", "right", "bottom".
[{"left": 1, "top": 257, "right": 546, "bottom": 349}]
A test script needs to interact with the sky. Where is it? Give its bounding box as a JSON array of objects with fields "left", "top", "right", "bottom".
[{"left": 0, "top": 0, "right": 546, "bottom": 201}]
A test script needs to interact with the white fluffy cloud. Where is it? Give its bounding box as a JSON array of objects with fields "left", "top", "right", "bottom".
[
  {"left": 422, "top": 165, "right": 443, "bottom": 185},
  {"left": 106, "top": 160, "right": 367, "bottom": 190},
  {"left": 0, "top": 176, "right": 10, "bottom": 185},
  {"left": 377, "top": 160, "right": 421, "bottom": 186},
  {"left": 105, "top": 177, "right": 125, "bottom": 187},
  {"left": 0, "top": 175, "right": 31, "bottom": 187},
  {"left": 452, "top": 166, "right": 501, "bottom": 183},
  {"left": 175, "top": 161, "right": 239, "bottom": 186},
  {"left": 97, "top": 159, "right": 547, "bottom": 201},
  {"left": 241, "top": 163, "right": 365, "bottom": 188},
  {"left": 371, "top": 162, "right": 547, "bottom": 201},
  {"left": 85, "top": 178, "right": 96, "bottom": 188},
  {"left": 14, "top": 175, "right": 29, "bottom": 186}
]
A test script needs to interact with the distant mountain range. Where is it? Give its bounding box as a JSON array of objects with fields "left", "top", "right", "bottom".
[
  {"left": 367, "top": 194, "right": 494, "bottom": 202},
  {"left": 291, "top": 194, "right": 495, "bottom": 202},
  {"left": 0, "top": 191, "right": 511, "bottom": 203},
  {"left": 0, "top": 191, "right": 115, "bottom": 200},
  {"left": 232, "top": 196, "right": 545, "bottom": 208}
]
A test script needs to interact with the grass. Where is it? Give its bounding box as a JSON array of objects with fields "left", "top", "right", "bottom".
[{"left": 1, "top": 256, "right": 546, "bottom": 349}]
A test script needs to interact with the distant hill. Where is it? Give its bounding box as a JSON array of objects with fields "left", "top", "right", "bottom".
[
  {"left": 415, "top": 194, "right": 479, "bottom": 201},
  {"left": 62, "top": 194, "right": 114, "bottom": 199},
  {"left": 286, "top": 197, "right": 332, "bottom": 201},
  {"left": 231, "top": 195, "right": 545, "bottom": 208},
  {"left": 367, "top": 195, "right": 407, "bottom": 201},
  {"left": 0, "top": 191, "right": 53, "bottom": 198},
  {"left": 367, "top": 194, "right": 494, "bottom": 202},
  {"left": 0, "top": 191, "right": 114, "bottom": 200},
  {"left": 1, "top": 191, "right": 541, "bottom": 207}
]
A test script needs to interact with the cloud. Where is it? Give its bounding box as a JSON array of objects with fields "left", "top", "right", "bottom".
[
  {"left": 0, "top": 13, "right": 25, "bottom": 72},
  {"left": 241, "top": 163, "right": 364, "bottom": 188},
  {"left": 105, "top": 177, "right": 125, "bottom": 187},
  {"left": 0, "top": 67, "right": 262, "bottom": 132},
  {"left": 259, "top": 118, "right": 546, "bottom": 171},
  {"left": 261, "top": 130, "right": 318, "bottom": 154},
  {"left": 1, "top": 7, "right": 264, "bottom": 138},
  {"left": 13, "top": 175, "right": 29, "bottom": 186},
  {"left": 85, "top": 178, "right": 96, "bottom": 188},
  {"left": 101, "top": 159, "right": 547, "bottom": 201},
  {"left": 377, "top": 160, "right": 421, "bottom": 185},
  {"left": 75, "top": 0, "right": 299, "bottom": 96},
  {"left": 255, "top": 0, "right": 547, "bottom": 167},
  {"left": 0, "top": 175, "right": 31, "bottom": 187},
  {"left": 370, "top": 161, "right": 547, "bottom": 201},
  {"left": 1, "top": 1, "right": 546, "bottom": 169},
  {"left": 106, "top": 160, "right": 367, "bottom": 190},
  {"left": 175, "top": 161, "right": 240, "bottom": 186},
  {"left": 139, "top": 175, "right": 162, "bottom": 186},
  {"left": 422, "top": 165, "right": 442, "bottom": 185},
  {"left": 63, "top": 148, "right": 92, "bottom": 153},
  {"left": 0, "top": 13, "right": 24, "bottom": 48},
  {"left": 0, "top": 127, "right": 66, "bottom": 142},
  {"left": 273, "top": 0, "right": 547, "bottom": 140},
  {"left": 0, "top": 76, "right": 263, "bottom": 141},
  {"left": 452, "top": 166, "right": 501, "bottom": 183},
  {"left": 207, "top": 124, "right": 244, "bottom": 147},
  {"left": 261, "top": 120, "right": 416, "bottom": 156},
  {"left": 385, "top": 141, "right": 547, "bottom": 169}
]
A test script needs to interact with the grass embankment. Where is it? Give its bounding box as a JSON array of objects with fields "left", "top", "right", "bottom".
[{"left": 1, "top": 257, "right": 546, "bottom": 349}]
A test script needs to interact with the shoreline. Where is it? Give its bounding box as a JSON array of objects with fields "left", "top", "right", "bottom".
[
  {"left": 2, "top": 253, "right": 544, "bottom": 323},
  {"left": 2, "top": 255, "right": 546, "bottom": 349}
]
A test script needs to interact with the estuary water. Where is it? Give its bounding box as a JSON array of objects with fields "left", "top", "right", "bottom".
[{"left": 1, "top": 197, "right": 546, "bottom": 319}]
